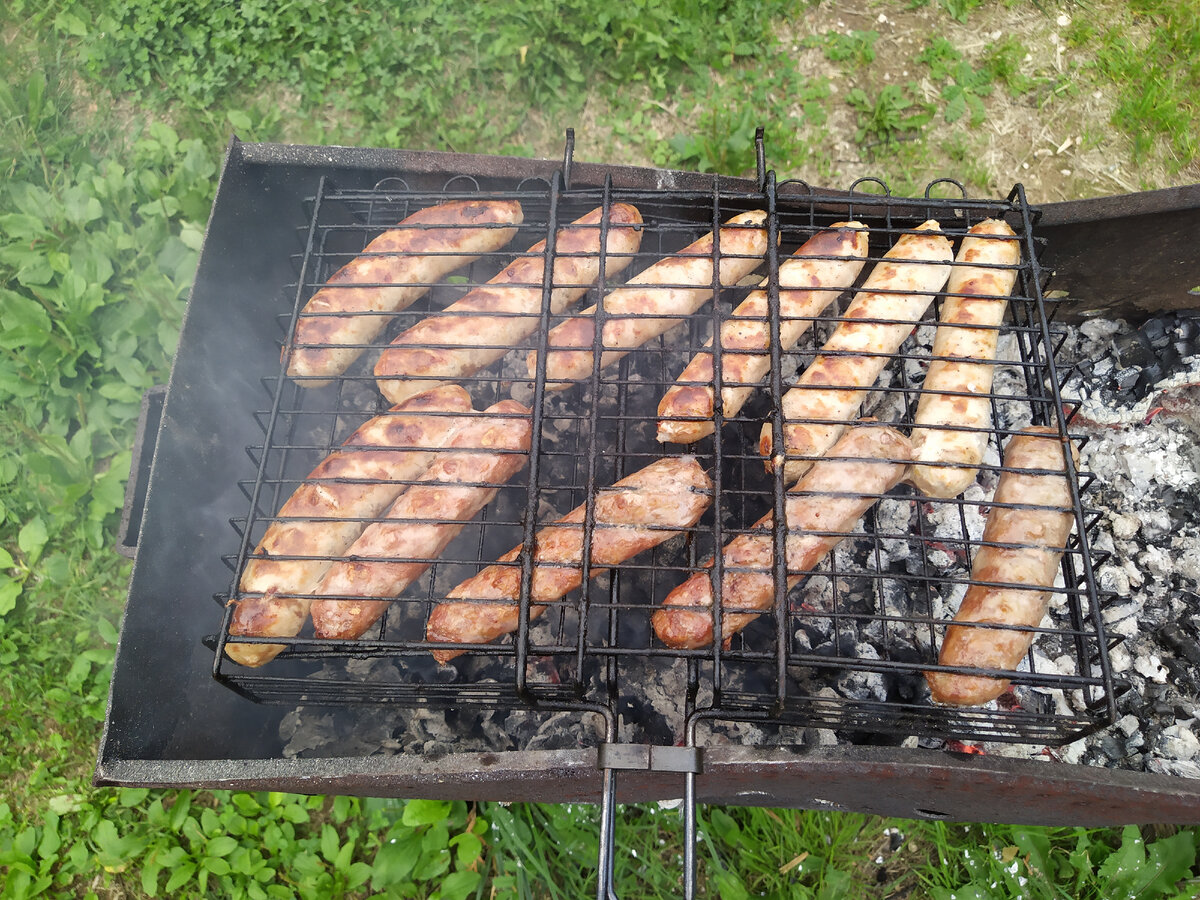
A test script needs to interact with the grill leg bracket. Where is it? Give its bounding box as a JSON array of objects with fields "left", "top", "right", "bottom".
[{"left": 596, "top": 743, "right": 704, "bottom": 899}]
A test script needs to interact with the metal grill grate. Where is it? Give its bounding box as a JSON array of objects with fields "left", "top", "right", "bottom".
[{"left": 210, "top": 135, "right": 1116, "bottom": 755}]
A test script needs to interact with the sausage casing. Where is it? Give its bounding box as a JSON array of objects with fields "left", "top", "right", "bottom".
[
  {"left": 287, "top": 200, "right": 523, "bottom": 385},
  {"left": 657, "top": 222, "right": 869, "bottom": 443},
  {"left": 425, "top": 456, "right": 713, "bottom": 663},
  {"left": 926, "top": 426, "right": 1078, "bottom": 706},
  {"left": 759, "top": 221, "right": 952, "bottom": 484},
  {"left": 531, "top": 210, "right": 770, "bottom": 388},
  {"left": 308, "top": 400, "right": 532, "bottom": 641},
  {"left": 225, "top": 384, "right": 475, "bottom": 667},
  {"left": 374, "top": 204, "right": 644, "bottom": 406},
  {"left": 910, "top": 219, "right": 1019, "bottom": 498},
  {"left": 653, "top": 424, "right": 912, "bottom": 650}
]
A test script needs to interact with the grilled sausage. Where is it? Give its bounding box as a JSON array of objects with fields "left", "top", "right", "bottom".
[
  {"left": 531, "top": 210, "right": 770, "bottom": 388},
  {"left": 425, "top": 456, "right": 713, "bottom": 664},
  {"left": 308, "top": 400, "right": 533, "bottom": 640},
  {"left": 653, "top": 424, "right": 912, "bottom": 650},
  {"left": 286, "top": 200, "right": 523, "bottom": 385},
  {"left": 656, "top": 222, "right": 869, "bottom": 444},
  {"left": 909, "top": 219, "right": 1020, "bottom": 498},
  {"left": 759, "top": 221, "right": 952, "bottom": 485},
  {"left": 926, "top": 426, "right": 1078, "bottom": 706},
  {"left": 225, "top": 384, "right": 475, "bottom": 667},
  {"left": 374, "top": 204, "right": 644, "bottom": 406}
]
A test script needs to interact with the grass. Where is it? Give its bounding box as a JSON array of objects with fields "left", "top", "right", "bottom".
[
  {"left": 1, "top": 0, "right": 1199, "bottom": 897},
  {"left": 1089, "top": 0, "right": 1200, "bottom": 169}
]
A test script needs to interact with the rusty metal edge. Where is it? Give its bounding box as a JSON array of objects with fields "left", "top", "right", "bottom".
[
  {"left": 94, "top": 745, "right": 1200, "bottom": 825},
  {"left": 1038, "top": 182, "right": 1200, "bottom": 227}
]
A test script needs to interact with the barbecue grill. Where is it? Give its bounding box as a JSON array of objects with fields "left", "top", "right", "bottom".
[{"left": 99, "top": 132, "right": 1200, "bottom": 896}]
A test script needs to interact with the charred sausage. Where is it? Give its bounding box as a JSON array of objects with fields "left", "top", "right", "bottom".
[
  {"left": 910, "top": 219, "right": 1020, "bottom": 498},
  {"left": 656, "top": 222, "right": 869, "bottom": 443},
  {"left": 287, "top": 200, "right": 523, "bottom": 385},
  {"left": 926, "top": 426, "right": 1078, "bottom": 706},
  {"left": 653, "top": 424, "right": 912, "bottom": 650},
  {"left": 225, "top": 384, "right": 475, "bottom": 667},
  {"left": 308, "top": 400, "right": 532, "bottom": 640},
  {"left": 374, "top": 204, "right": 644, "bottom": 405},
  {"left": 759, "top": 221, "right": 952, "bottom": 484},
  {"left": 425, "top": 456, "right": 712, "bottom": 663},
  {"left": 531, "top": 210, "right": 770, "bottom": 387}
]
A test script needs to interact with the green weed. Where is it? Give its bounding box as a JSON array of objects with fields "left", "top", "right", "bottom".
[
  {"left": 1091, "top": 0, "right": 1200, "bottom": 169},
  {"left": 2, "top": 1, "right": 1200, "bottom": 898},
  {"left": 914, "top": 822, "right": 1199, "bottom": 899},
  {"left": 809, "top": 29, "right": 880, "bottom": 67},
  {"left": 846, "top": 84, "right": 934, "bottom": 154},
  {"left": 905, "top": 0, "right": 986, "bottom": 22}
]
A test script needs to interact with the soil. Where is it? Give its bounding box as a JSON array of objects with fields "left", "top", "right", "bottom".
[{"left": 525, "top": 1, "right": 1195, "bottom": 205}]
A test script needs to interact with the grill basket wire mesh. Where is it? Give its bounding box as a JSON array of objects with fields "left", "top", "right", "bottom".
[{"left": 210, "top": 145, "right": 1118, "bottom": 756}]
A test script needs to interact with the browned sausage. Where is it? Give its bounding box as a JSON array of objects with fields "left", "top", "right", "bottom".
[
  {"left": 653, "top": 424, "right": 912, "bottom": 650},
  {"left": 286, "top": 200, "right": 523, "bottom": 385},
  {"left": 425, "top": 456, "right": 713, "bottom": 663},
  {"left": 926, "top": 426, "right": 1078, "bottom": 706},
  {"left": 759, "top": 221, "right": 952, "bottom": 484},
  {"left": 308, "top": 400, "right": 532, "bottom": 640},
  {"left": 656, "top": 222, "right": 869, "bottom": 443},
  {"left": 225, "top": 385, "right": 475, "bottom": 667},
  {"left": 374, "top": 204, "right": 644, "bottom": 405},
  {"left": 910, "top": 219, "right": 1019, "bottom": 498},
  {"left": 531, "top": 210, "right": 770, "bottom": 387}
]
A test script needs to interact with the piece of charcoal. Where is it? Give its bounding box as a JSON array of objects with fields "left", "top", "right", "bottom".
[
  {"left": 1114, "top": 331, "right": 1154, "bottom": 368},
  {"left": 1113, "top": 366, "right": 1142, "bottom": 392},
  {"left": 1140, "top": 316, "right": 1171, "bottom": 350},
  {"left": 1134, "top": 352, "right": 1177, "bottom": 397},
  {"left": 1161, "top": 624, "right": 1200, "bottom": 667}
]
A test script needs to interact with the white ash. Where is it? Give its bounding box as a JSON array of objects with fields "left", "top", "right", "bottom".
[{"left": 267, "top": 273, "right": 1200, "bottom": 781}]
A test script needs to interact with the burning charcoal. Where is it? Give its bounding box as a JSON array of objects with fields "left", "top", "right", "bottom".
[
  {"left": 1112, "top": 366, "right": 1142, "bottom": 393},
  {"left": 1114, "top": 331, "right": 1154, "bottom": 368},
  {"left": 1133, "top": 353, "right": 1177, "bottom": 397},
  {"left": 1097, "top": 733, "right": 1127, "bottom": 761},
  {"left": 1160, "top": 623, "right": 1200, "bottom": 667},
  {"left": 1140, "top": 316, "right": 1171, "bottom": 350},
  {"left": 834, "top": 644, "right": 888, "bottom": 703}
]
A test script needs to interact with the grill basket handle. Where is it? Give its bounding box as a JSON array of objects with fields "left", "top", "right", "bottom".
[{"left": 596, "top": 743, "right": 703, "bottom": 899}]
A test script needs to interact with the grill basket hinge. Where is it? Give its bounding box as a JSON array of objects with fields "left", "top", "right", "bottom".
[{"left": 597, "top": 743, "right": 703, "bottom": 775}]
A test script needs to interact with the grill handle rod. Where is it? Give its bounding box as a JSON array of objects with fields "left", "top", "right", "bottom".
[{"left": 595, "top": 744, "right": 704, "bottom": 899}]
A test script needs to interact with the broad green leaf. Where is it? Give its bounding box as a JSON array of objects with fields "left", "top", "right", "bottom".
[
  {"left": 37, "top": 812, "right": 61, "bottom": 860},
  {"left": 370, "top": 834, "right": 419, "bottom": 889},
  {"left": 0, "top": 293, "right": 53, "bottom": 350},
  {"left": 61, "top": 185, "right": 104, "bottom": 225},
  {"left": 119, "top": 787, "right": 150, "bottom": 807},
  {"left": 17, "top": 517, "right": 48, "bottom": 565},
  {"left": 450, "top": 831, "right": 483, "bottom": 869},
  {"left": 54, "top": 9, "right": 88, "bottom": 36},
  {"left": 207, "top": 835, "right": 239, "bottom": 858},
  {"left": 403, "top": 799, "right": 453, "bottom": 827},
  {"left": 320, "top": 824, "right": 340, "bottom": 863},
  {"left": 440, "top": 869, "right": 482, "bottom": 900},
  {"left": 0, "top": 573, "right": 24, "bottom": 619},
  {"left": 711, "top": 868, "right": 750, "bottom": 900},
  {"left": 164, "top": 861, "right": 197, "bottom": 893},
  {"left": 46, "top": 794, "right": 85, "bottom": 815}
]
